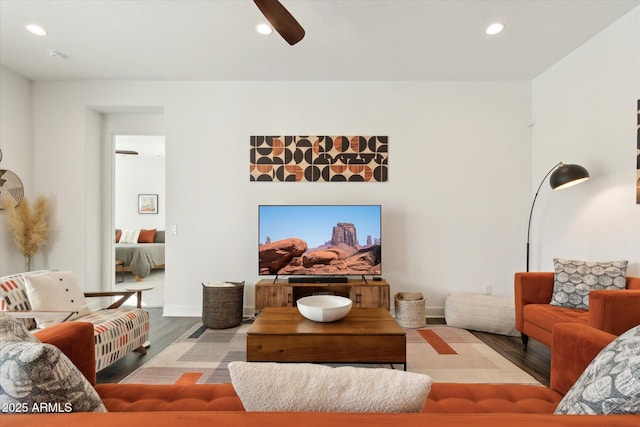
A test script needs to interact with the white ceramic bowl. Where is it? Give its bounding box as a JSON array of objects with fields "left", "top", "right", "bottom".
[{"left": 296, "top": 295, "right": 353, "bottom": 322}]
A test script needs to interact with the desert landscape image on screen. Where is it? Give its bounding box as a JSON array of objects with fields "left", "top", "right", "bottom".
[{"left": 259, "top": 205, "right": 381, "bottom": 276}]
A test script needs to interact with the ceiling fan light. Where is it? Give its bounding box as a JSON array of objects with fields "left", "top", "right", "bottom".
[
  {"left": 256, "top": 23, "right": 273, "bottom": 35},
  {"left": 486, "top": 22, "right": 504, "bottom": 35},
  {"left": 253, "top": 0, "right": 305, "bottom": 45},
  {"left": 26, "top": 24, "right": 47, "bottom": 36}
]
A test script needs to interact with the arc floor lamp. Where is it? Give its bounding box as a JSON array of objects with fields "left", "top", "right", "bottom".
[{"left": 526, "top": 162, "right": 590, "bottom": 272}]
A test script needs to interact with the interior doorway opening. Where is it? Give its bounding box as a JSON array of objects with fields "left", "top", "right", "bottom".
[{"left": 113, "top": 134, "right": 166, "bottom": 308}]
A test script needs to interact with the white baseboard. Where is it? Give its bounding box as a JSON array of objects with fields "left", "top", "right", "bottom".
[
  {"left": 426, "top": 306, "right": 445, "bottom": 319},
  {"left": 162, "top": 305, "right": 201, "bottom": 317}
]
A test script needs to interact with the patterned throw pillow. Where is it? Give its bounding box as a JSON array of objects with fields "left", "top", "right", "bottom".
[
  {"left": 550, "top": 258, "right": 628, "bottom": 310},
  {"left": 0, "top": 314, "right": 107, "bottom": 413},
  {"left": 0, "top": 312, "right": 38, "bottom": 343},
  {"left": 555, "top": 325, "right": 640, "bottom": 415}
]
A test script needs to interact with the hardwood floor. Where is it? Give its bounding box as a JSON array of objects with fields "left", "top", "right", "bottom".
[
  {"left": 97, "top": 308, "right": 551, "bottom": 386},
  {"left": 470, "top": 330, "right": 551, "bottom": 387}
]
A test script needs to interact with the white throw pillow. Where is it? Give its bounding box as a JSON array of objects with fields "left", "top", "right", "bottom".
[
  {"left": 24, "top": 271, "right": 90, "bottom": 328},
  {"left": 119, "top": 229, "right": 141, "bottom": 244},
  {"left": 229, "top": 361, "right": 432, "bottom": 413}
]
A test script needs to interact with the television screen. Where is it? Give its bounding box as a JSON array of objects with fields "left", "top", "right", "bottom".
[{"left": 259, "top": 205, "right": 382, "bottom": 276}]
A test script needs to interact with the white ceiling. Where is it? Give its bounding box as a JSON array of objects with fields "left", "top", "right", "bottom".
[{"left": 0, "top": 0, "right": 638, "bottom": 81}]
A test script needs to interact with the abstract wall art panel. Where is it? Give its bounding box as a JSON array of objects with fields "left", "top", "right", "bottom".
[{"left": 250, "top": 135, "right": 388, "bottom": 182}]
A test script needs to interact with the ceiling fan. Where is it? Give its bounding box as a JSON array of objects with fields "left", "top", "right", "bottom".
[{"left": 254, "top": 0, "right": 305, "bottom": 45}]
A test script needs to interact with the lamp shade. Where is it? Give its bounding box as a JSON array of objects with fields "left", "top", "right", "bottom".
[{"left": 549, "top": 163, "right": 589, "bottom": 190}]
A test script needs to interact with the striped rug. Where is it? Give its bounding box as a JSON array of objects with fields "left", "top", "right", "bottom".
[{"left": 120, "top": 322, "right": 540, "bottom": 386}]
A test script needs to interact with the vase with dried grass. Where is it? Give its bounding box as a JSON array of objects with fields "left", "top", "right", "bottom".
[{"left": 4, "top": 195, "right": 49, "bottom": 271}]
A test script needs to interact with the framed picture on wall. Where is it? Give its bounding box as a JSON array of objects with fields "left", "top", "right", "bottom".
[{"left": 138, "top": 194, "right": 158, "bottom": 214}]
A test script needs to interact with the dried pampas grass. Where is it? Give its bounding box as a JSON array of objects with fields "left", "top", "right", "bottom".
[{"left": 5, "top": 196, "right": 49, "bottom": 257}]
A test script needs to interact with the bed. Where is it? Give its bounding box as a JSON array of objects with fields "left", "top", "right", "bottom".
[{"left": 115, "top": 229, "right": 165, "bottom": 280}]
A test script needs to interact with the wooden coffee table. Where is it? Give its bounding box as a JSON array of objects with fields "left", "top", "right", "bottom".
[{"left": 246, "top": 307, "right": 406, "bottom": 370}]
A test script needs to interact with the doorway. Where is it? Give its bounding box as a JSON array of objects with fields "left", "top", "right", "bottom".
[{"left": 113, "top": 134, "right": 166, "bottom": 308}]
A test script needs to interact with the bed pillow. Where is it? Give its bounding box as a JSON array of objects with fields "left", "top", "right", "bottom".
[
  {"left": 153, "top": 230, "right": 165, "bottom": 243},
  {"left": 555, "top": 324, "right": 640, "bottom": 415},
  {"left": 115, "top": 229, "right": 122, "bottom": 243},
  {"left": 119, "top": 228, "right": 141, "bottom": 244},
  {"left": 0, "top": 314, "right": 107, "bottom": 413},
  {"left": 24, "top": 271, "right": 90, "bottom": 328},
  {"left": 138, "top": 229, "right": 156, "bottom": 243},
  {"left": 550, "top": 258, "right": 628, "bottom": 310},
  {"left": 229, "top": 361, "right": 432, "bottom": 413}
]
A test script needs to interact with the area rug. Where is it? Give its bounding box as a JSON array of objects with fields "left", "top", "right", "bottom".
[{"left": 120, "top": 321, "right": 540, "bottom": 386}]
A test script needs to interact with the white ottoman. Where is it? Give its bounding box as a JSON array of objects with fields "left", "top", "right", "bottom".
[{"left": 444, "top": 293, "right": 520, "bottom": 337}]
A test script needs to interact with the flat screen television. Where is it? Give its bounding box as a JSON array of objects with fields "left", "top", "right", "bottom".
[{"left": 258, "top": 205, "right": 382, "bottom": 278}]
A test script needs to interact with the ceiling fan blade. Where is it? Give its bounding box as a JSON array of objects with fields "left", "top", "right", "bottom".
[
  {"left": 254, "top": 0, "right": 305, "bottom": 45},
  {"left": 115, "top": 150, "right": 139, "bottom": 155}
]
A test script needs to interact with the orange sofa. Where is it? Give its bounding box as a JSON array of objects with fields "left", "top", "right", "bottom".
[
  {"left": 515, "top": 272, "right": 640, "bottom": 349},
  {"left": 4, "top": 320, "right": 639, "bottom": 426}
]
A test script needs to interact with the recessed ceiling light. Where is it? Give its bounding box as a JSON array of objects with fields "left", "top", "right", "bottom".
[
  {"left": 26, "top": 24, "right": 47, "bottom": 36},
  {"left": 256, "top": 23, "right": 273, "bottom": 35},
  {"left": 486, "top": 22, "right": 505, "bottom": 35}
]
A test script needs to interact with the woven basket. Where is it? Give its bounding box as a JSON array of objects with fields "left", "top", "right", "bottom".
[
  {"left": 394, "top": 292, "right": 426, "bottom": 328},
  {"left": 202, "top": 281, "right": 244, "bottom": 329}
]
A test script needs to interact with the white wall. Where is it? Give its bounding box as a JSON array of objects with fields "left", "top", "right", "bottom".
[
  {"left": 115, "top": 156, "right": 166, "bottom": 230},
  {"left": 115, "top": 138, "right": 166, "bottom": 230},
  {"left": 26, "top": 80, "right": 532, "bottom": 316},
  {"left": 6, "top": 6, "right": 638, "bottom": 315},
  {"left": 0, "top": 66, "right": 33, "bottom": 274},
  {"left": 0, "top": 8, "right": 640, "bottom": 316},
  {"left": 531, "top": 7, "right": 640, "bottom": 276},
  {"left": 82, "top": 108, "right": 103, "bottom": 290}
]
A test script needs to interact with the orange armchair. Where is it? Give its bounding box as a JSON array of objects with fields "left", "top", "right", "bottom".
[
  {"left": 33, "top": 321, "right": 97, "bottom": 385},
  {"left": 515, "top": 272, "right": 640, "bottom": 350}
]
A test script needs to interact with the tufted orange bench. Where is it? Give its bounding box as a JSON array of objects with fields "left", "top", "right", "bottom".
[
  {"left": 31, "top": 321, "right": 608, "bottom": 415},
  {"left": 95, "top": 383, "right": 245, "bottom": 412},
  {"left": 92, "top": 323, "right": 607, "bottom": 415},
  {"left": 7, "top": 321, "right": 636, "bottom": 426}
]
